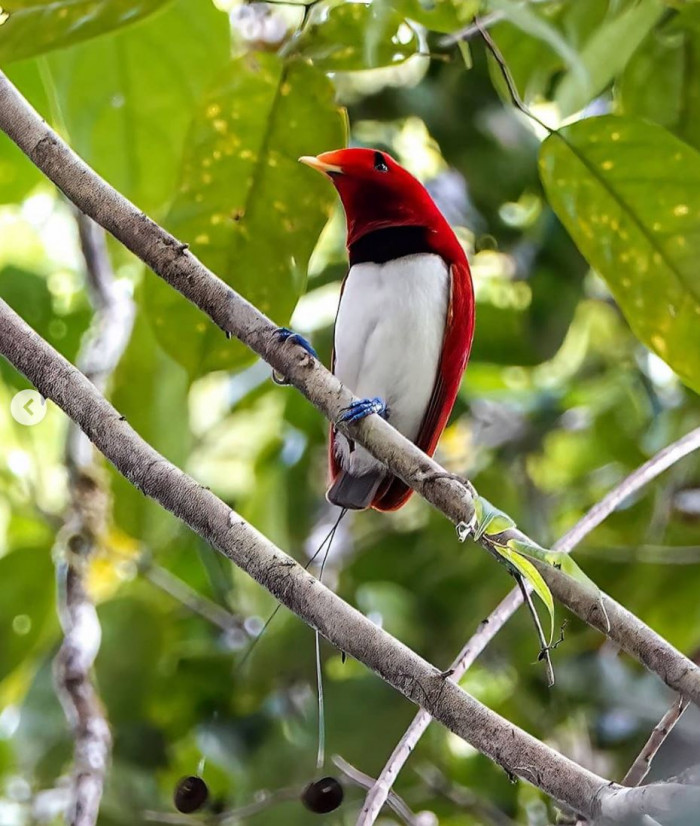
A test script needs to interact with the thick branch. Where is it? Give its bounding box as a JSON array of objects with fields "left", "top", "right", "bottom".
[{"left": 0, "top": 298, "right": 612, "bottom": 819}]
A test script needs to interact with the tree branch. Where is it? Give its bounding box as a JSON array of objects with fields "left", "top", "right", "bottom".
[
  {"left": 359, "top": 425, "right": 700, "bottom": 823},
  {"left": 622, "top": 697, "right": 690, "bottom": 789},
  {"left": 52, "top": 213, "right": 134, "bottom": 826},
  {"left": 0, "top": 297, "right": 616, "bottom": 820}
]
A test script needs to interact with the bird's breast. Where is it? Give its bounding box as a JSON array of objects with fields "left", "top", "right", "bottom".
[{"left": 333, "top": 253, "right": 450, "bottom": 445}]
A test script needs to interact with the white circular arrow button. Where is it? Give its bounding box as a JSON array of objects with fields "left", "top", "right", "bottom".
[{"left": 10, "top": 390, "right": 47, "bottom": 426}]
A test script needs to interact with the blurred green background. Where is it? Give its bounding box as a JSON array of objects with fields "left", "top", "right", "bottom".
[{"left": 1, "top": 0, "right": 700, "bottom": 823}]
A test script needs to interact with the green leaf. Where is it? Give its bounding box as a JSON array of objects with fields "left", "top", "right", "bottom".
[
  {"left": 0, "top": 0, "right": 172, "bottom": 63},
  {"left": 472, "top": 496, "right": 516, "bottom": 540},
  {"left": 554, "top": 0, "right": 665, "bottom": 117},
  {"left": 40, "top": 0, "right": 230, "bottom": 218},
  {"left": 389, "top": 0, "right": 477, "bottom": 34},
  {"left": 540, "top": 116, "right": 700, "bottom": 395},
  {"left": 493, "top": 542, "right": 555, "bottom": 644},
  {"left": 295, "top": 2, "right": 419, "bottom": 71},
  {"left": 618, "top": 7, "right": 700, "bottom": 152},
  {"left": 147, "top": 54, "right": 347, "bottom": 377}
]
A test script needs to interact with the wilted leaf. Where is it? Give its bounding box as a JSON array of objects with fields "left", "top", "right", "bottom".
[
  {"left": 41, "top": 0, "right": 230, "bottom": 218},
  {"left": 0, "top": 0, "right": 172, "bottom": 63},
  {"left": 295, "top": 2, "right": 419, "bottom": 71},
  {"left": 540, "top": 116, "right": 700, "bottom": 394},
  {"left": 147, "top": 54, "right": 347, "bottom": 377}
]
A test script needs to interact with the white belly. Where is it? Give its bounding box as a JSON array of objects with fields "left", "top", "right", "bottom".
[{"left": 333, "top": 253, "right": 449, "bottom": 476}]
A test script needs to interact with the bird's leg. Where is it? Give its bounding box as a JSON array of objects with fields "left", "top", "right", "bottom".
[
  {"left": 337, "top": 397, "right": 389, "bottom": 424},
  {"left": 271, "top": 327, "right": 318, "bottom": 385}
]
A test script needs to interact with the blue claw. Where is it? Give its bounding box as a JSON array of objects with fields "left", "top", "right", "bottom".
[
  {"left": 275, "top": 327, "right": 318, "bottom": 359},
  {"left": 272, "top": 327, "right": 318, "bottom": 386},
  {"left": 338, "top": 397, "right": 389, "bottom": 424}
]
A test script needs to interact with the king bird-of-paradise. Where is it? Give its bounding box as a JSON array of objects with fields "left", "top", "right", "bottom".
[{"left": 296, "top": 148, "right": 475, "bottom": 512}]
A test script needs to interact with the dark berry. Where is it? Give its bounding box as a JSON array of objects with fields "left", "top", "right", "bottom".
[
  {"left": 174, "top": 775, "right": 209, "bottom": 813},
  {"left": 301, "top": 776, "right": 344, "bottom": 813}
]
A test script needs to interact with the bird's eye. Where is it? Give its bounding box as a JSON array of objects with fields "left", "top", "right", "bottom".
[{"left": 373, "top": 152, "right": 389, "bottom": 173}]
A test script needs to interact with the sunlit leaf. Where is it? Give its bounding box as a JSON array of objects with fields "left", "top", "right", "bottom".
[
  {"left": 40, "top": 0, "right": 230, "bottom": 218},
  {"left": 540, "top": 116, "right": 700, "bottom": 395},
  {"left": 147, "top": 54, "right": 347, "bottom": 377},
  {"left": 0, "top": 0, "right": 172, "bottom": 63}
]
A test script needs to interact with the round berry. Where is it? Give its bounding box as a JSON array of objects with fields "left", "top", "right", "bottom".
[
  {"left": 174, "top": 775, "right": 209, "bottom": 813},
  {"left": 301, "top": 776, "right": 344, "bottom": 813}
]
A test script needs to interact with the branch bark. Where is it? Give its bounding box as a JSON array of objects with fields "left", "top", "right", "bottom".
[{"left": 52, "top": 213, "right": 134, "bottom": 826}]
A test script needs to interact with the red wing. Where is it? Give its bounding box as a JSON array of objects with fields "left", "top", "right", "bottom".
[{"left": 372, "top": 260, "right": 475, "bottom": 511}]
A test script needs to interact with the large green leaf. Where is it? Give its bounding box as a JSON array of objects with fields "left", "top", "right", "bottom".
[
  {"left": 554, "top": 0, "right": 665, "bottom": 117},
  {"left": 0, "top": 0, "right": 172, "bottom": 63},
  {"left": 146, "top": 54, "right": 347, "bottom": 377},
  {"left": 539, "top": 115, "right": 700, "bottom": 394},
  {"left": 39, "top": 0, "right": 229, "bottom": 218}
]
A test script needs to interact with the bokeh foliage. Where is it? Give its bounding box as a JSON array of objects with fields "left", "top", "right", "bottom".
[{"left": 1, "top": 1, "right": 700, "bottom": 825}]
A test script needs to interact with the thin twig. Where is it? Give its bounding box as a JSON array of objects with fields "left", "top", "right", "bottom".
[
  {"left": 332, "top": 755, "right": 428, "bottom": 826},
  {"left": 515, "top": 573, "right": 555, "bottom": 687},
  {"left": 622, "top": 697, "right": 690, "bottom": 788},
  {"left": 415, "top": 763, "right": 518, "bottom": 826},
  {"left": 52, "top": 213, "right": 134, "bottom": 826},
  {"left": 142, "top": 562, "right": 245, "bottom": 635}
]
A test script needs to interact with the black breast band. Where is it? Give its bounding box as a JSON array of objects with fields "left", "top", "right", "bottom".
[{"left": 349, "top": 226, "right": 433, "bottom": 265}]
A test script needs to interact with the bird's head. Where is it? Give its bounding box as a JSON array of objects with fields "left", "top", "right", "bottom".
[{"left": 300, "top": 148, "right": 448, "bottom": 247}]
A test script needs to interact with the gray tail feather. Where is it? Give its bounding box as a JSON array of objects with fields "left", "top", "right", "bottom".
[{"left": 326, "top": 470, "right": 385, "bottom": 510}]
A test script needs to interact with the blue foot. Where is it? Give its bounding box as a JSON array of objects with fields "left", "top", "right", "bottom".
[
  {"left": 338, "top": 397, "right": 388, "bottom": 424},
  {"left": 274, "top": 327, "right": 318, "bottom": 358},
  {"left": 272, "top": 327, "right": 318, "bottom": 385}
]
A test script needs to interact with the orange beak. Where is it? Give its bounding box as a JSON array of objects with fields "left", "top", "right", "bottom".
[{"left": 299, "top": 154, "right": 343, "bottom": 176}]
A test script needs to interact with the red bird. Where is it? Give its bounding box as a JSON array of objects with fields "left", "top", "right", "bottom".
[{"left": 299, "top": 148, "right": 475, "bottom": 511}]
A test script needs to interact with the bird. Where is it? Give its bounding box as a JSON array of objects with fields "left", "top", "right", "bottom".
[{"left": 298, "top": 148, "right": 475, "bottom": 512}]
